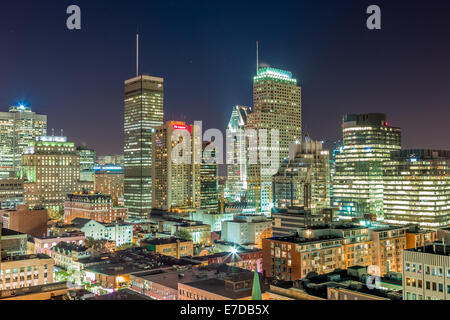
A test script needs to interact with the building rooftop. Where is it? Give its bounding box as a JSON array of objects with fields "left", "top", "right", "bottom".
[
  {"left": 268, "top": 234, "right": 344, "bottom": 245},
  {"left": 407, "top": 242, "right": 450, "bottom": 257},
  {"left": 86, "top": 288, "right": 153, "bottom": 300},
  {"left": 141, "top": 237, "right": 191, "bottom": 246},
  {"left": 182, "top": 268, "right": 265, "bottom": 300},
  {"left": 83, "top": 248, "right": 199, "bottom": 276},
  {"left": 1, "top": 228, "right": 25, "bottom": 237},
  {"left": 1, "top": 253, "right": 52, "bottom": 263}
]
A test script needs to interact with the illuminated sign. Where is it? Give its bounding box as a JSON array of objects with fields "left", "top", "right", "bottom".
[{"left": 172, "top": 125, "right": 187, "bottom": 130}]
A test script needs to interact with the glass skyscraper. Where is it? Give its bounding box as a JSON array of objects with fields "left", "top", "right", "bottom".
[
  {"left": 332, "top": 113, "right": 401, "bottom": 219},
  {"left": 124, "top": 75, "right": 164, "bottom": 218},
  {"left": 225, "top": 105, "right": 249, "bottom": 202},
  {"left": 247, "top": 67, "right": 302, "bottom": 214}
]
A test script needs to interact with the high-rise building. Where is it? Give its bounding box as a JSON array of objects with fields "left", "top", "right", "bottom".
[
  {"left": 152, "top": 121, "right": 195, "bottom": 211},
  {"left": 77, "top": 146, "right": 96, "bottom": 182},
  {"left": 21, "top": 136, "right": 80, "bottom": 212},
  {"left": 124, "top": 75, "right": 164, "bottom": 219},
  {"left": 94, "top": 165, "right": 124, "bottom": 206},
  {"left": 0, "top": 105, "right": 47, "bottom": 179},
  {"left": 272, "top": 140, "right": 330, "bottom": 212},
  {"left": 225, "top": 106, "right": 250, "bottom": 202},
  {"left": 197, "top": 142, "right": 219, "bottom": 213},
  {"left": 247, "top": 67, "right": 302, "bottom": 214},
  {"left": 383, "top": 149, "right": 450, "bottom": 227},
  {"left": 332, "top": 113, "right": 401, "bottom": 219}
]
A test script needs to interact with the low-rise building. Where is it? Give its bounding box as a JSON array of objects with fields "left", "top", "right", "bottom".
[
  {"left": 28, "top": 231, "right": 85, "bottom": 256},
  {"left": 81, "top": 220, "right": 133, "bottom": 247},
  {"left": 0, "top": 253, "right": 54, "bottom": 290},
  {"left": 370, "top": 226, "right": 407, "bottom": 275},
  {"left": 140, "top": 238, "right": 194, "bottom": 259},
  {"left": 1, "top": 228, "right": 27, "bottom": 257},
  {"left": 222, "top": 215, "right": 272, "bottom": 249},
  {"left": 52, "top": 242, "right": 93, "bottom": 272},
  {"left": 403, "top": 241, "right": 450, "bottom": 300},
  {"left": 0, "top": 204, "right": 47, "bottom": 237},
  {"left": 64, "top": 192, "right": 127, "bottom": 224},
  {"left": 178, "top": 267, "right": 269, "bottom": 300},
  {"left": 271, "top": 207, "right": 325, "bottom": 237},
  {"left": 262, "top": 223, "right": 373, "bottom": 281}
]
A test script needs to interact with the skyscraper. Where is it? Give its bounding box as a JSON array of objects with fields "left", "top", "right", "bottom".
[
  {"left": 152, "top": 121, "right": 194, "bottom": 211},
  {"left": 197, "top": 142, "right": 219, "bottom": 213},
  {"left": 124, "top": 75, "right": 164, "bottom": 219},
  {"left": 0, "top": 105, "right": 47, "bottom": 179},
  {"left": 332, "top": 113, "right": 401, "bottom": 219},
  {"left": 247, "top": 67, "right": 302, "bottom": 214},
  {"left": 225, "top": 105, "right": 249, "bottom": 202}
]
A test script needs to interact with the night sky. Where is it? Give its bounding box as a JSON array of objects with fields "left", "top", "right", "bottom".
[{"left": 1, "top": 0, "right": 450, "bottom": 156}]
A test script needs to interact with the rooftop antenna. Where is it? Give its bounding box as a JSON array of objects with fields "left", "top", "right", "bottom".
[
  {"left": 256, "top": 41, "right": 259, "bottom": 75},
  {"left": 136, "top": 33, "right": 139, "bottom": 76}
]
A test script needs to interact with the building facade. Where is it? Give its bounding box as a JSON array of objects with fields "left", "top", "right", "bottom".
[
  {"left": 94, "top": 166, "right": 124, "bottom": 206},
  {"left": 332, "top": 113, "right": 402, "bottom": 219},
  {"left": 384, "top": 149, "right": 450, "bottom": 227},
  {"left": 124, "top": 75, "right": 164, "bottom": 219},
  {"left": 77, "top": 146, "right": 96, "bottom": 183},
  {"left": 81, "top": 220, "right": 133, "bottom": 247},
  {"left": 403, "top": 242, "right": 450, "bottom": 300},
  {"left": 64, "top": 192, "right": 127, "bottom": 224},
  {"left": 225, "top": 105, "right": 250, "bottom": 202},
  {"left": 222, "top": 215, "right": 272, "bottom": 248},
  {"left": 0, "top": 105, "right": 47, "bottom": 179},
  {"left": 273, "top": 140, "right": 330, "bottom": 212},
  {"left": 0, "top": 205, "right": 47, "bottom": 238},
  {"left": 0, "top": 178, "right": 24, "bottom": 209},
  {"left": 247, "top": 67, "right": 302, "bottom": 214},
  {"left": 21, "top": 135, "right": 80, "bottom": 212}
]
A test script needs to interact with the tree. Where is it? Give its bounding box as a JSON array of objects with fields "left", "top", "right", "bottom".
[{"left": 173, "top": 230, "right": 192, "bottom": 241}]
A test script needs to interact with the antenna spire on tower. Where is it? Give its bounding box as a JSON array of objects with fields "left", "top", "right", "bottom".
[
  {"left": 136, "top": 33, "right": 139, "bottom": 76},
  {"left": 256, "top": 41, "right": 259, "bottom": 75}
]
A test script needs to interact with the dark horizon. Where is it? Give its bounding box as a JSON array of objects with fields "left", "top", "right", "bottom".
[{"left": 1, "top": 0, "right": 450, "bottom": 156}]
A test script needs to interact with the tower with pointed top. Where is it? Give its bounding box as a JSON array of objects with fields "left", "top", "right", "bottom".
[
  {"left": 251, "top": 270, "right": 262, "bottom": 300},
  {"left": 123, "top": 36, "right": 164, "bottom": 219}
]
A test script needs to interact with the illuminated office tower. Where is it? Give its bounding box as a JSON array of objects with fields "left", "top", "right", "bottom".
[
  {"left": 225, "top": 105, "right": 249, "bottom": 202},
  {"left": 197, "top": 142, "right": 219, "bottom": 213},
  {"left": 383, "top": 149, "right": 450, "bottom": 227},
  {"left": 124, "top": 75, "right": 164, "bottom": 218},
  {"left": 152, "top": 121, "right": 195, "bottom": 211},
  {"left": 77, "top": 146, "right": 96, "bottom": 182},
  {"left": 247, "top": 67, "right": 302, "bottom": 214},
  {"left": 0, "top": 105, "right": 47, "bottom": 179},
  {"left": 272, "top": 140, "right": 330, "bottom": 212},
  {"left": 332, "top": 114, "right": 401, "bottom": 219},
  {"left": 94, "top": 165, "right": 124, "bottom": 206},
  {"left": 21, "top": 136, "right": 80, "bottom": 213}
]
